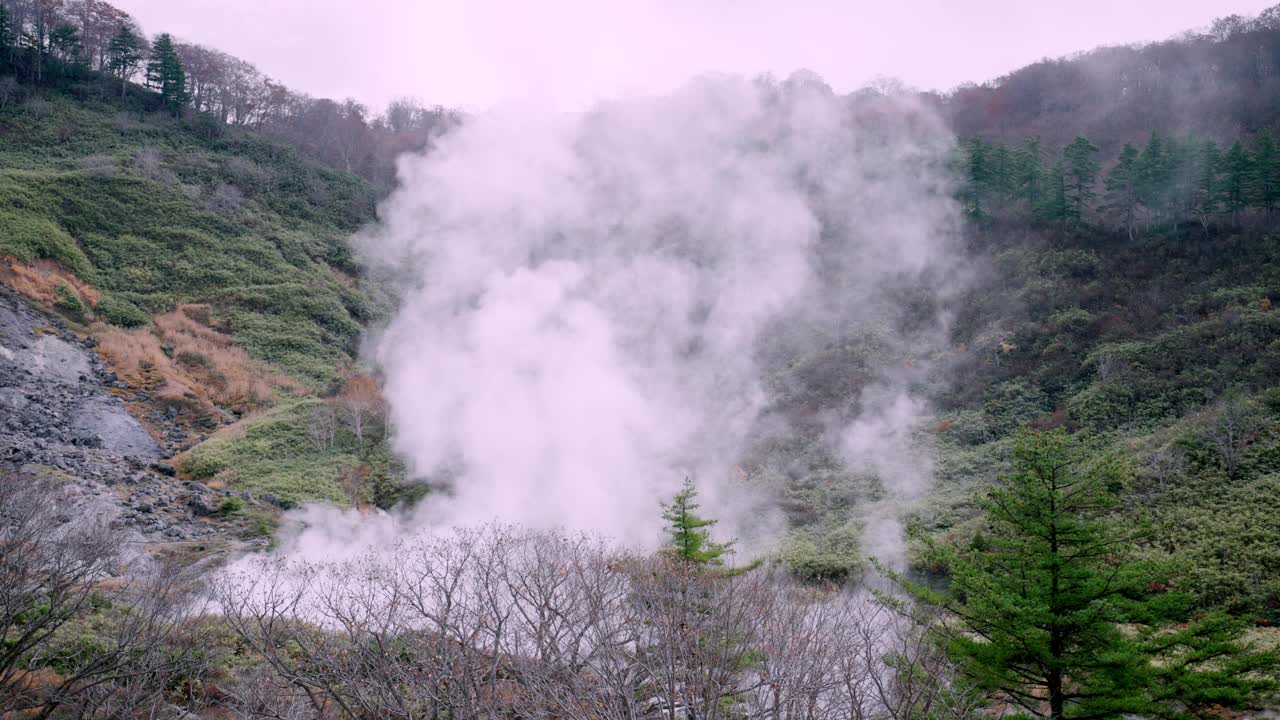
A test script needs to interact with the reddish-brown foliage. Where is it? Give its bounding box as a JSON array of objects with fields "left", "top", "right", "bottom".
[
  {"left": 93, "top": 304, "right": 307, "bottom": 419},
  {"left": 0, "top": 257, "right": 99, "bottom": 307}
]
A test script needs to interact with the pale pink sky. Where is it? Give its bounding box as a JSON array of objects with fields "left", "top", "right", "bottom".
[{"left": 113, "top": 0, "right": 1270, "bottom": 111}]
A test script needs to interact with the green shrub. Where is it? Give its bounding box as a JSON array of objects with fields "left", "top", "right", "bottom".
[
  {"left": 53, "top": 282, "right": 85, "bottom": 316},
  {"left": 217, "top": 497, "right": 243, "bottom": 516},
  {"left": 0, "top": 205, "right": 93, "bottom": 276},
  {"left": 94, "top": 293, "right": 149, "bottom": 327}
]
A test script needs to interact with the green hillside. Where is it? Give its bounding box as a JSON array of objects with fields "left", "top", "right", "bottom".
[{"left": 0, "top": 88, "right": 375, "bottom": 385}]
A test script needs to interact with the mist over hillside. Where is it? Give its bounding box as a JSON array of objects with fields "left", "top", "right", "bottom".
[{"left": 1, "top": 1, "right": 1280, "bottom": 717}]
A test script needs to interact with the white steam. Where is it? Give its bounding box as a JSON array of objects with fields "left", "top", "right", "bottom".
[{"left": 281, "top": 73, "right": 960, "bottom": 564}]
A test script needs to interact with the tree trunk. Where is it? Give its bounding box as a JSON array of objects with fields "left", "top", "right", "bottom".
[{"left": 1048, "top": 666, "right": 1065, "bottom": 720}]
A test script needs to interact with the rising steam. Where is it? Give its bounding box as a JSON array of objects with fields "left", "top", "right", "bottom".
[{"left": 280, "top": 73, "right": 961, "bottom": 564}]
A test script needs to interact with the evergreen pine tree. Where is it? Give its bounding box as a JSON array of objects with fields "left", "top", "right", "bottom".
[
  {"left": 661, "top": 478, "right": 731, "bottom": 566},
  {"left": 106, "top": 25, "right": 145, "bottom": 99},
  {"left": 962, "top": 137, "right": 994, "bottom": 219},
  {"left": 1104, "top": 143, "right": 1141, "bottom": 239},
  {"left": 1250, "top": 130, "right": 1280, "bottom": 212},
  {"left": 1138, "top": 133, "right": 1173, "bottom": 223},
  {"left": 1189, "top": 139, "right": 1223, "bottom": 229},
  {"left": 0, "top": 6, "right": 13, "bottom": 69},
  {"left": 1221, "top": 140, "right": 1252, "bottom": 223},
  {"left": 146, "top": 33, "right": 187, "bottom": 115},
  {"left": 899, "top": 430, "right": 1278, "bottom": 720},
  {"left": 1062, "top": 136, "right": 1100, "bottom": 224},
  {"left": 47, "top": 24, "right": 81, "bottom": 75},
  {"left": 1015, "top": 136, "right": 1045, "bottom": 213},
  {"left": 1037, "top": 161, "right": 1069, "bottom": 224}
]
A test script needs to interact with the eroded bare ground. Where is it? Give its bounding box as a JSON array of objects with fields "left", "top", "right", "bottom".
[{"left": 0, "top": 286, "right": 261, "bottom": 557}]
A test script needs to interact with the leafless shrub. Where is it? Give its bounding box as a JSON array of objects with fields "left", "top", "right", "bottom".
[
  {"left": 206, "top": 183, "right": 246, "bottom": 213},
  {"left": 1201, "top": 395, "right": 1263, "bottom": 476},
  {"left": 216, "top": 526, "right": 981, "bottom": 720},
  {"left": 0, "top": 469, "right": 211, "bottom": 717},
  {"left": 306, "top": 402, "right": 338, "bottom": 452},
  {"left": 0, "top": 77, "right": 20, "bottom": 111},
  {"left": 25, "top": 96, "right": 49, "bottom": 117},
  {"left": 133, "top": 146, "right": 179, "bottom": 185},
  {"left": 77, "top": 153, "right": 119, "bottom": 177}
]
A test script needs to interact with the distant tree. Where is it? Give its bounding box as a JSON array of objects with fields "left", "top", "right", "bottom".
[
  {"left": 336, "top": 371, "right": 384, "bottom": 452},
  {"left": 1189, "top": 139, "right": 1222, "bottom": 230},
  {"left": 661, "top": 477, "right": 731, "bottom": 565},
  {"left": 1221, "top": 140, "right": 1252, "bottom": 223},
  {"left": 1037, "top": 161, "right": 1069, "bottom": 224},
  {"left": 0, "top": 6, "right": 13, "bottom": 67},
  {"left": 1250, "top": 130, "right": 1280, "bottom": 213},
  {"left": 145, "top": 32, "right": 186, "bottom": 114},
  {"left": 22, "top": 0, "right": 67, "bottom": 84},
  {"left": 105, "top": 22, "right": 144, "bottom": 98},
  {"left": 1062, "top": 135, "right": 1100, "bottom": 223},
  {"left": 67, "top": 0, "right": 131, "bottom": 72},
  {"left": 47, "top": 22, "right": 80, "bottom": 70},
  {"left": 961, "top": 137, "right": 994, "bottom": 219},
  {"left": 900, "top": 430, "right": 1279, "bottom": 720},
  {"left": 1104, "top": 142, "right": 1142, "bottom": 238},
  {"left": 1014, "top": 136, "right": 1045, "bottom": 212},
  {"left": 1138, "top": 133, "right": 1173, "bottom": 222}
]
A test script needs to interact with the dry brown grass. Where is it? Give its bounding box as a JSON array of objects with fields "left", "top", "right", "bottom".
[
  {"left": 0, "top": 257, "right": 99, "bottom": 307},
  {"left": 93, "top": 304, "right": 307, "bottom": 419}
]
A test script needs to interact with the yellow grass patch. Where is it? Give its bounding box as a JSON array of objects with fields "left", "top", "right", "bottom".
[{"left": 93, "top": 304, "right": 307, "bottom": 419}]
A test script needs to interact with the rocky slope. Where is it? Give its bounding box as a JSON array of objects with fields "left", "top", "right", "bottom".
[{"left": 0, "top": 287, "right": 256, "bottom": 549}]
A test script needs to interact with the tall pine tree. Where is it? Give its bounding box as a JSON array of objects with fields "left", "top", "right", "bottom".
[
  {"left": 1062, "top": 136, "right": 1100, "bottom": 224},
  {"left": 146, "top": 33, "right": 187, "bottom": 115},
  {"left": 1250, "top": 131, "right": 1280, "bottom": 213},
  {"left": 1015, "top": 136, "right": 1045, "bottom": 212},
  {"left": 900, "top": 430, "right": 1278, "bottom": 720},
  {"left": 1189, "top": 139, "right": 1223, "bottom": 229},
  {"left": 0, "top": 6, "right": 13, "bottom": 70},
  {"left": 106, "top": 24, "right": 145, "bottom": 99},
  {"left": 1221, "top": 140, "right": 1252, "bottom": 223},
  {"left": 1104, "top": 143, "right": 1142, "bottom": 239},
  {"left": 1138, "top": 133, "right": 1173, "bottom": 223}
]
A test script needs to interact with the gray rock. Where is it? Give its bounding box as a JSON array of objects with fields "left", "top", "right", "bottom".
[{"left": 189, "top": 493, "right": 220, "bottom": 517}]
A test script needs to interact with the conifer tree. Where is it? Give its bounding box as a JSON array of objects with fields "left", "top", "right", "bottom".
[
  {"left": 1015, "top": 137, "right": 1045, "bottom": 212},
  {"left": 146, "top": 33, "right": 187, "bottom": 115},
  {"left": 1138, "top": 133, "right": 1173, "bottom": 222},
  {"left": 962, "top": 137, "right": 994, "bottom": 219},
  {"left": 1037, "top": 161, "right": 1069, "bottom": 224},
  {"left": 1250, "top": 130, "right": 1280, "bottom": 212},
  {"left": 661, "top": 478, "right": 731, "bottom": 566},
  {"left": 900, "top": 430, "right": 1278, "bottom": 720},
  {"left": 106, "top": 24, "right": 145, "bottom": 99},
  {"left": 1062, "top": 135, "right": 1100, "bottom": 224},
  {"left": 1104, "top": 143, "right": 1141, "bottom": 239},
  {"left": 1190, "top": 139, "right": 1223, "bottom": 229},
  {"left": 1221, "top": 140, "right": 1252, "bottom": 223},
  {"left": 0, "top": 6, "right": 13, "bottom": 69}
]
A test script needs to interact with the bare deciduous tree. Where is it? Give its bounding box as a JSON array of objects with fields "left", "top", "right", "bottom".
[
  {"left": 306, "top": 401, "right": 338, "bottom": 452},
  {"left": 216, "top": 525, "right": 982, "bottom": 720},
  {"left": 0, "top": 468, "right": 210, "bottom": 718}
]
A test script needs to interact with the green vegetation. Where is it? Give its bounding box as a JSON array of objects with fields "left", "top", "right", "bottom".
[
  {"left": 0, "top": 90, "right": 376, "bottom": 384},
  {"left": 177, "top": 399, "right": 411, "bottom": 508},
  {"left": 661, "top": 478, "right": 732, "bottom": 565},
  {"left": 52, "top": 281, "right": 84, "bottom": 315},
  {"left": 899, "top": 430, "right": 1279, "bottom": 720},
  {"left": 958, "top": 129, "right": 1280, "bottom": 230}
]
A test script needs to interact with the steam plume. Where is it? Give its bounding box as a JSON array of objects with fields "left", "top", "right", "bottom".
[{"left": 284, "top": 73, "right": 961, "bottom": 562}]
